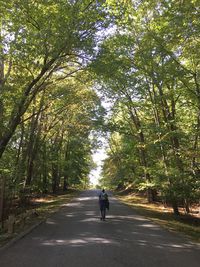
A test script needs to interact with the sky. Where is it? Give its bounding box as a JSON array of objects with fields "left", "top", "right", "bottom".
[
  {"left": 89, "top": 95, "right": 112, "bottom": 186},
  {"left": 88, "top": 82, "right": 113, "bottom": 186},
  {"left": 89, "top": 138, "right": 108, "bottom": 186}
]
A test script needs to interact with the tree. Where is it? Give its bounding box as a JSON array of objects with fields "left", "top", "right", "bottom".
[
  {"left": 92, "top": 0, "right": 200, "bottom": 213},
  {"left": 0, "top": 0, "right": 109, "bottom": 158}
]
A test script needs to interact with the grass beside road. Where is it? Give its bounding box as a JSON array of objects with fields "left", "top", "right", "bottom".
[
  {"left": 33, "top": 189, "right": 80, "bottom": 217},
  {"left": 0, "top": 189, "right": 80, "bottom": 248},
  {"left": 116, "top": 193, "right": 200, "bottom": 243}
]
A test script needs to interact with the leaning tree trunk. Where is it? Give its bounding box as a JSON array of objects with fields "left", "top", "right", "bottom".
[{"left": 0, "top": 58, "right": 57, "bottom": 160}]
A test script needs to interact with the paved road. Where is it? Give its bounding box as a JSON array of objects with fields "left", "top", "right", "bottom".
[{"left": 0, "top": 190, "right": 200, "bottom": 267}]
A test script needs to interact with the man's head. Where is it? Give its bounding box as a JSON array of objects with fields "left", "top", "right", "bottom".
[{"left": 102, "top": 189, "right": 105, "bottom": 193}]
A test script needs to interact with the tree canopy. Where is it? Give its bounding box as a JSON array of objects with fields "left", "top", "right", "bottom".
[
  {"left": 0, "top": 0, "right": 199, "bottom": 220},
  {"left": 91, "top": 0, "right": 200, "bottom": 215}
]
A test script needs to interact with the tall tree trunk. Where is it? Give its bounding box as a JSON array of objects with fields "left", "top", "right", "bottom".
[
  {"left": 154, "top": 81, "right": 182, "bottom": 215},
  {"left": 63, "top": 140, "right": 70, "bottom": 191},
  {"left": 24, "top": 94, "right": 45, "bottom": 187},
  {"left": 25, "top": 134, "right": 41, "bottom": 187},
  {"left": 0, "top": 176, "right": 5, "bottom": 227},
  {"left": 52, "top": 163, "right": 59, "bottom": 194},
  {"left": 192, "top": 111, "right": 200, "bottom": 173},
  {"left": 63, "top": 175, "right": 68, "bottom": 191},
  {"left": 125, "top": 94, "right": 155, "bottom": 202},
  {"left": 193, "top": 73, "right": 200, "bottom": 215},
  {"left": 42, "top": 143, "right": 48, "bottom": 194},
  {"left": 24, "top": 107, "right": 38, "bottom": 187},
  {"left": 147, "top": 81, "right": 169, "bottom": 168}
]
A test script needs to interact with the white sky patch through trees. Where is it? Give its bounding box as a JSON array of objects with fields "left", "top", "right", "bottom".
[
  {"left": 89, "top": 92, "right": 112, "bottom": 186},
  {"left": 89, "top": 142, "right": 108, "bottom": 186}
]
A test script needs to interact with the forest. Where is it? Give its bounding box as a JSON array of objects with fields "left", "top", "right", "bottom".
[{"left": 0, "top": 0, "right": 199, "bottom": 229}]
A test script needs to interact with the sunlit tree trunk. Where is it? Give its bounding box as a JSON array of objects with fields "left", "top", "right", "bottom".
[
  {"left": 153, "top": 79, "right": 182, "bottom": 215},
  {"left": 125, "top": 93, "right": 155, "bottom": 202}
]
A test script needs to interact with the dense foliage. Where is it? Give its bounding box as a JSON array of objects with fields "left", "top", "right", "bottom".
[
  {"left": 93, "top": 0, "right": 200, "bottom": 215},
  {"left": 0, "top": 0, "right": 108, "bottom": 221},
  {"left": 0, "top": 0, "right": 199, "bottom": 220}
]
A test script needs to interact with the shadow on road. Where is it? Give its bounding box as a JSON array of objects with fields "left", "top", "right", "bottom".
[{"left": 0, "top": 190, "right": 199, "bottom": 267}]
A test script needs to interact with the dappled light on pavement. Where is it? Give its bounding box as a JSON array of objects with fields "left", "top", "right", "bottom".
[
  {"left": 42, "top": 237, "right": 118, "bottom": 247},
  {"left": 0, "top": 190, "right": 199, "bottom": 267}
]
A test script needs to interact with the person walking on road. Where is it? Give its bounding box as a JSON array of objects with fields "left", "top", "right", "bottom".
[{"left": 99, "top": 189, "right": 109, "bottom": 221}]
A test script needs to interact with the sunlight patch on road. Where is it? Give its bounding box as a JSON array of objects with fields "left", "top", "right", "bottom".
[
  {"left": 76, "top": 197, "right": 98, "bottom": 201},
  {"left": 140, "top": 223, "right": 161, "bottom": 229},
  {"left": 85, "top": 211, "right": 96, "bottom": 216},
  {"left": 137, "top": 240, "right": 148, "bottom": 246},
  {"left": 41, "top": 237, "right": 118, "bottom": 247},
  {"left": 46, "top": 219, "right": 57, "bottom": 225},
  {"left": 65, "top": 213, "right": 76, "bottom": 217},
  {"left": 80, "top": 218, "right": 100, "bottom": 222},
  {"left": 62, "top": 202, "right": 83, "bottom": 207},
  {"left": 170, "top": 244, "right": 184, "bottom": 248},
  {"left": 134, "top": 239, "right": 194, "bottom": 250}
]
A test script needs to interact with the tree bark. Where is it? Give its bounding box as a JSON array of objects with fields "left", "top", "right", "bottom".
[
  {"left": 0, "top": 176, "right": 5, "bottom": 226},
  {"left": 125, "top": 94, "right": 155, "bottom": 202},
  {"left": 52, "top": 163, "right": 59, "bottom": 194},
  {"left": 63, "top": 175, "right": 68, "bottom": 191},
  {"left": 63, "top": 140, "right": 70, "bottom": 191},
  {"left": 42, "top": 142, "right": 48, "bottom": 194},
  {"left": 153, "top": 80, "right": 182, "bottom": 215}
]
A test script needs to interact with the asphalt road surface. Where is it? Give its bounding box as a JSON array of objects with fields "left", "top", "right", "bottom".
[{"left": 0, "top": 190, "right": 200, "bottom": 267}]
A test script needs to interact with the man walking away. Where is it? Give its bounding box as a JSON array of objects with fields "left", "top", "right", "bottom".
[{"left": 99, "top": 189, "right": 109, "bottom": 221}]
